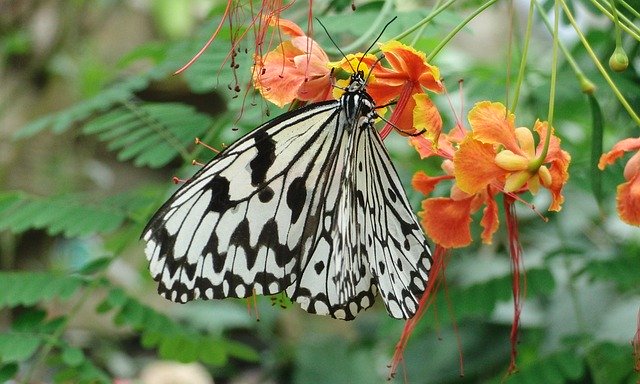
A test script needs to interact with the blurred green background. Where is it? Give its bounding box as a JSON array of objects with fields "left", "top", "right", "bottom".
[{"left": 0, "top": 0, "right": 639, "bottom": 383}]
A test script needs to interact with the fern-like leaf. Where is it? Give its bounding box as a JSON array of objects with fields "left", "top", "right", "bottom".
[
  {"left": 99, "top": 288, "right": 259, "bottom": 365},
  {"left": 0, "top": 189, "right": 155, "bottom": 237},
  {"left": 83, "top": 102, "right": 214, "bottom": 167},
  {"left": 0, "top": 272, "right": 84, "bottom": 307}
]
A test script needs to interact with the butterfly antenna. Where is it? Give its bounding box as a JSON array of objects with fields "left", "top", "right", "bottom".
[
  {"left": 357, "top": 16, "right": 397, "bottom": 73},
  {"left": 316, "top": 17, "right": 355, "bottom": 73}
]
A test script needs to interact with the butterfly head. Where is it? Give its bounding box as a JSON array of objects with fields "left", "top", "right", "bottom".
[{"left": 346, "top": 71, "right": 367, "bottom": 93}]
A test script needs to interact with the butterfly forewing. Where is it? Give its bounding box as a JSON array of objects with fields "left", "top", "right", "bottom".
[
  {"left": 143, "top": 100, "right": 343, "bottom": 302},
  {"left": 142, "top": 73, "right": 432, "bottom": 319}
]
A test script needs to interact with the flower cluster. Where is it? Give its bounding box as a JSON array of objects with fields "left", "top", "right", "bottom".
[
  {"left": 252, "top": 19, "right": 574, "bottom": 250},
  {"left": 412, "top": 101, "right": 571, "bottom": 248},
  {"left": 252, "top": 19, "right": 443, "bottom": 136}
]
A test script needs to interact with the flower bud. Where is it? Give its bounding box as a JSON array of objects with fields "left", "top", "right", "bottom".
[{"left": 609, "top": 47, "right": 629, "bottom": 72}]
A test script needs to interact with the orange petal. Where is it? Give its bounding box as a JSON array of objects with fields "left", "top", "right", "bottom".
[
  {"left": 409, "top": 135, "right": 437, "bottom": 159},
  {"left": 624, "top": 151, "right": 640, "bottom": 181},
  {"left": 616, "top": 172, "right": 640, "bottom": 226},
  {"left": 412, "top": 171, "right": 453, "bottom": 195},
  {"left": 598, "top": 137, "right": 640, "bottom": 170},
  {"left": 468, "top": 101, "right": 521, "bottom": 154},
  {"left": 420, "top": 197, "right": 474, "bottom": 248},
  {"left": 378, "top": 41, "right": 443, "bottom": 92},
  {"left": 272, "top": 18, "right": 305, "bottom": 37},
  {"left": 413, "top": 93, "right": 443, "bottom": 143},
  {"left": 547, "top": 146, "right": 571, "bottom": 212},
  {"left": 480, "top": 191, "right": 500, "bottom": 244},
  {"left": 387, "top": 83, "right": 421, "bottom": 135},
  {"left": 534, "top": 120, "right": 563, "bottom": 164},
  {"left": 253, "top": 42, "right": 305, "bottom": 107},
  {"left": 454, "top": 137, "right": 506, "bottom": 194}
]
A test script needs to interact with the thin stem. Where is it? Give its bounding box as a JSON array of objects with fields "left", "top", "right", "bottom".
[
  {"left": 608, "top": 0, "right": 623, "bottom": 47},
  {"left": 511, "top": 0, "right": 535, "bottom": 112},
  {"left": 618, "top": 0, "right": 640, "bottom": 19},
  {"left": 427, "top": 0, "right": 500, "bottom": 61},
  {"left": 390, "top": 0, "right": 457, "bottom": 48},
  {"left": 591, "top": 0, "right": 640, "bottom": 40},
  {"left": 322, "top": 0, "right": 395, "bottom": 55},
  {"left": 560, "top": 0, "right": 640, "bottom": 126},
  {"left": 533, "top": 1, "right": 588, "bottom": 83}
]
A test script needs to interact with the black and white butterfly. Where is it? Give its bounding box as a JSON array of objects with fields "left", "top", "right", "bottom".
[{"left": 142, "top": 71, "right": 432, "bottom": 320}]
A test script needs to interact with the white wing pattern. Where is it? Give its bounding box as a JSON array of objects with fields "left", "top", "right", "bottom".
[{"left": 142, "top": 73, "right": 432, "bottom": 320}]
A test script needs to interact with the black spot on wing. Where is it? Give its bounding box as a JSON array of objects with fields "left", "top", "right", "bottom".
[
  {"left": 286, "top": 176, "right": 307, "bottom": 224},
  {"left": 250, "top": 130, "right": 276, "bottom": 186},
  {"left": 258, "top": 186, "right": 274, "bottom": 202},
  {"left": 314, "top": 260, "right": 325, "bottom": 275},
  {"left": 208, "top": 176, "right": 232, "bottom": 212}
]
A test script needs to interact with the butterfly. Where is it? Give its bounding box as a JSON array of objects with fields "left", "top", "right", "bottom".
[{"left": 142, "top": 70, "right": 432, "bottom": 320}]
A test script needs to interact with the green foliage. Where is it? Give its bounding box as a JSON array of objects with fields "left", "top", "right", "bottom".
[
  {"left": 0, "top": 190, "right": 151, "bottom": 237},
  {"left": 0, "top": 272, "right": 84, "bottom": 307},
  {"left": 83, "top": 103, "right": 214, "bottom": 167},
  {"left": 2, "top": 1, "right": 639, "bottom": 383},
  {"left": 98, "top": 287, "right": 259, "bottom": 365}
]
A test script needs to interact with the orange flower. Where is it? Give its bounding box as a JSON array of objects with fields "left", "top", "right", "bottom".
[
  {"left": 370, "top": 41, "right": 443, "bottom": 135},
  {"left": 252, "top": 19, "right": 333, "bottom": 107},
  {"left": 598, "top": 137, "right": 640, "bottom": 226},
  {"left": 455, "top": 101, "right": 570, "bottom": 211},
  {"left": 413, "top": 161, "right": 500, "bottom": 248}
]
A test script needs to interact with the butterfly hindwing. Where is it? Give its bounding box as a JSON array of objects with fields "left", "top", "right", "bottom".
[
  {"left": 285, "top": 115, "right": 378, "bottom": 320},
  {"left": 357, "top": 124, "right": 432, "bottom": 318}
]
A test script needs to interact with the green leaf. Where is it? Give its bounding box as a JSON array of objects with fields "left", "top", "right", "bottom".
[
  {"left": 0, "top": 189, "right": 156, "bottom": 237},
  {"left": 83, "top": 102, "right": 214, "bottom": 168},
  {"left": 61, "top": 346, "right": 85, "bottom": 367},
  {"left": 14, "top": 76, "right": 150, "bottom": 139},
  {"left": 587, "top": 342, "right": 636, "bottom": 384},
  {"left": 434, "top": 268, "right": 556, "bottom": 322},
  {"left": 0, "top": 332, "right": 42, "bottom": 363},
  {"left": 0, "top": 363, "right": 18, "bottom": 382},
  {"left": 76, "top": 256, "right": 113, "bottom": 275},
  {"left": 580, "top": 255, "right": 640, "bottom": 292},
  {"left": 0, "top": 272, "right": 84, "bottom": 307},
  {"left": 588, "top": 94, "right": 604, "bottom": 205},
  {"left": 499, "top": 349, "right": 585, "bottom": 383}
]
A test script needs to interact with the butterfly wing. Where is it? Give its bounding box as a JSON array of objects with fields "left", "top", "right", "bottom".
[
  {"left": 285, "top": 102, "right": 431, "bottom": 320},
  {"left": 142, "top": 100, "right": 344, "bottom": 303},
  {"left": 285, "top": 119, "right": 378, "bottom": 320},
  {"left": 357, "top": 124, "right": 432, "bottom": 318}
]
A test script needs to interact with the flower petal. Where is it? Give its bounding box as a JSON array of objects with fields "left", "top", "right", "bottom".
[
  {"left": 598, "top": 137, "right": 640, "bottom": 170},
  {"left": 413, "top": 93, "right": 443, "bottom": 143},
  {"left": 420, "top": 197, "right": 474, "bottom": 248},
  {"left": 533, "top": 120, "right": 571, "bottom": 211},
  {"left": 412, "top": 171, "right": 453, "bottom": 195},
  {"left": 480, "top": 191, "right": 500, "bottom": 244},
  {"left": 468, "top": 101, "right": 521, "bottom": 154},
  {"left": 273, "top": 18, "right": 306, "bottom": 37},
  {"left": 454, "top": 137, "right": 506, "bottom": 194},
  {"left": 378, "top": 40, "right": 443, "bottom": 92},
  {"left": 616, "top": 171, "right": 640, "bottom": 226}
]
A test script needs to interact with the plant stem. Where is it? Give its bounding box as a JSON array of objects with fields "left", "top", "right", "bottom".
[
  {"left": 427, "top": 0, "right": 499, "bottom": 61},
  {"left": 559, "top": 0, "right": 640, "bottom": 126},
  {"left": 511, "top": 0, "right": 535, "bottom": 112}
]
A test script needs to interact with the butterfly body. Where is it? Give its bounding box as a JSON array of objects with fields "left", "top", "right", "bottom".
[{"left": 143, "top": 73, "right": 432, "bottom": 320}]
